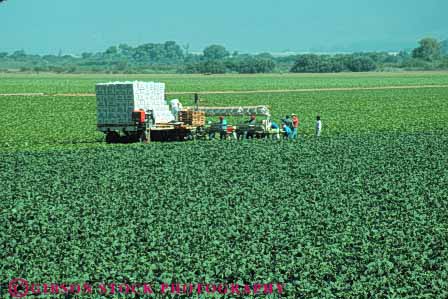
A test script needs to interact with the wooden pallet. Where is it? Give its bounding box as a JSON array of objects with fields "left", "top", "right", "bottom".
[{"left": 179, "top": 110, "right": 205, "bottom": 126}]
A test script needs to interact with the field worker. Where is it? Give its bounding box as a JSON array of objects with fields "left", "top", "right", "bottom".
[
  {"left": 219, "top": 116, "right": 228, "bottom": 140},
  {"left": 282, "top": 115, "right": 293, "bottom": 131},
  {"left": 227, "top": 125, "right": 237, "bottom": 140},
  {"left": 244, "top": 114, "right": 257, "bottom": 139},
  {"left": 208, "top": 120, "right": 215, "bottom": 140},
  {"left": 270, "top": 121, "right": 280, "bottom": 140},
  {"left": 248, "top": 114, "right": 257, "bottom": 125},
  {"left": 316, "top": 115, "right": 322, "bottom": 137},
  {"left": 170, "top": 99, "right": 182, "bottom": 121},
  {"left": 291, "top": 113, "right": 299, "bottom": 139},
  {"left": 282, "top": 123, "right": 292, "bottom": 140}
]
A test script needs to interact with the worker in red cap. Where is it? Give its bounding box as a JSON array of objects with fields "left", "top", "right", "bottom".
[
  {"left": 291, "top": 113, "right": 299, "bottom": 139},
  {"left": 244, "top": 114, "right": 257, "bottom": 139}
]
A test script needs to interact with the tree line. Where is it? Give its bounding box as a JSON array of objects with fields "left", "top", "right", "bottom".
[{"left": 0, "top": 38, "right": 447, "bottom": 74}]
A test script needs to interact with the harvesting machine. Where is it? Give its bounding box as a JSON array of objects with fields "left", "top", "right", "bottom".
[{"left": 95, "top": 81, "right": 273, "bottom": 143}]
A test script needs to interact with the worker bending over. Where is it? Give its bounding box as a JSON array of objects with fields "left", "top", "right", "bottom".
[
  {"left": 270, "top": 121, "right": 280, "bottom": 140},
  {"left": 282, "top": 124, "right": 292, "bottom": 140}
]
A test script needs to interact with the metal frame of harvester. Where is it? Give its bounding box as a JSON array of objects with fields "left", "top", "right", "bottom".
[{"left": 98, "top": 93, "right": 273, "bottom": 143}]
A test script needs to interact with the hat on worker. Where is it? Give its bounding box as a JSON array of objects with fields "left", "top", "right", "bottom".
[{"left": 291, "top": 113, "right": 297, "bottom": 116}]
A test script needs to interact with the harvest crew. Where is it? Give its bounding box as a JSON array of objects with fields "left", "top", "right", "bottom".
[{"left": 209, "top": 116, "right": 228, "bottom": 140}]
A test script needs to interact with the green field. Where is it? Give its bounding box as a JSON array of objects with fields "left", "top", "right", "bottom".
[
  {"left": 1, "top": 71, "right": 448, "bottom": 94},
  {"left": 1, "top": 87, "right": 448, "bottom": 151},
  {"left": 1, "top": 73, "right": 448, "bottom": 298}
]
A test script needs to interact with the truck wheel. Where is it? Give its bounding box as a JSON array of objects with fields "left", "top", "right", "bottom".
[
  {"left": 139, "top": 131, "right": 147, "bottom": 143},
  {"left": 105, "top": 131, "right": 119, "bottom": 144}
]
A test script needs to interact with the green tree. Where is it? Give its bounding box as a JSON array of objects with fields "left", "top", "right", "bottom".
[
  {"left": 412, "top": 38, "right": 441, "bottom": 61},
  {"left": 203, "top": 45, "right": 229, "bottom": 60},
  {"left": 236, "top": 57, "right": 275, "bottom": 73},
  {"left": 256, "top": 52, "right": 274, "bottom": 60},
  {"left": 290, "top": 54, "right": 323, "bottom": 73},
  {"left": 118, "top": 44, "right": 133, "bottom": 57},
  {"left": 346, "top": 56, "right": 376, "bottom": 72},
  {"left": 81, "top": 52, "right": 93, "bottom": 59},
  {"left": 105, "top": 46, "right": 118, "bottom": 56},
  {"left": 441, "top": 40, "right": 448, "bottom": 56},
  {"left": 164, "top": 41, "right": 184, "bottom": 59},
  {"left": 33, "top": 66, "right": 45, "bottom": 74},
  {"left": 201, "top": 60, "right": 227, "bottom": 73},
  {"left": 10, "top": 50, "right": 27, "bottom": 60}
]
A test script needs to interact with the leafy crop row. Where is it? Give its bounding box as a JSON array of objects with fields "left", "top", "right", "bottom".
[
  {"left": 1, "top": 132, "right": 447, "bottom": 298},
  {"left": 1, "top": 88, "right": 448, "bottom": 152},
  {"left": 0, "top": 72, "right": 447, "bottom": 94}
]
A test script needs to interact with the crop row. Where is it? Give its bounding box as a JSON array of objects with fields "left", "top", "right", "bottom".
[
  {"left": 0, "top": 72, "right": 447, "bottom": 94},
  {"left": 1, "top": 132, "right": 447, "bottom": 297},
  {"left": 1, "top": 88, "right": 448, "bottom": 152}
]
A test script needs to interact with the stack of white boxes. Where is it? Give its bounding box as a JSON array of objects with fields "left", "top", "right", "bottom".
[{"left": 96, "top": 81, "right": 174, "bottom": 126}]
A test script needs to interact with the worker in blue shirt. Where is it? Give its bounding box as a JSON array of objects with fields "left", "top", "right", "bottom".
[
  {"left": 282, "top": 123, "right": 292, "bottom": 140},
  {"left": 270, "top": 121, "right": 280, "bottom": 140},
  {"left": 219, "top": 116, "right": 227, "bottom": 140}
]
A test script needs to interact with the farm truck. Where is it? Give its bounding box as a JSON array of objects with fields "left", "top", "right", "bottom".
[{"left": 95, "top": 81, "right": 273, "bottom": 143}]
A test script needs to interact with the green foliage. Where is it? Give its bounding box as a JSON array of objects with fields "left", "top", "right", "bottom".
[
  {"left": 441, "top": 40, "right": 448, "bottom": 56},
  {"left": 346, "top": 56, "right": 376, "bottom": 72},
  {"left": 1, "top": 72, "right": 448, "bottom": 94},
  {"left": 1, "top": 74, "right": 448, "bottom": 298},
  {"left": 10, "top": 50, "right": 27, "bottom": 60},
  {"left": 290, "top": 54, "right": 376, "bottom": 73},
  {"left": 1, "top": 132, "right": 448, "bottom": 297},
  {"left": 290, "top": 54, "right": 344, "bottom": 73},
  {"left": 203, "top": 45, "right": 230, "bottom": 61},
  {"left": 231, "top": 56, "right": 276, "bottom": 74},
  {"left": 412, "top": 38, "right": 442, "bottom": 61},
  {"left": 2, "top": 81, "right": 448, "bottom": 151},
  {"left": 1, "top": 37, "right": 448, "bottom": 74},
  {"left": 183, "top": 60, "right": 228, "bottom": 74}
]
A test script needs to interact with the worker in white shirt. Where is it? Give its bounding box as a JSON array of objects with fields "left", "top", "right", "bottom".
[
  {"left": 316, "top": 115, "right": 322, "bottom": 137},
  {"left": 170, "top": 99, "right": 183, "bottom": 121}
]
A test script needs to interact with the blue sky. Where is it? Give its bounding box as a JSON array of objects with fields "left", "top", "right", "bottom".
[{"left": 0, "top": 0, "right": 447, "bottom": 54}]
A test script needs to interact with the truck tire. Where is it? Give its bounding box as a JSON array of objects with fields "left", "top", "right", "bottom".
[
  {"left": 105, "top": 131, "right": 120, "bottom": 144},
  {"left": 139, "top": 131, "right": 147, "bottom": 143}
]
